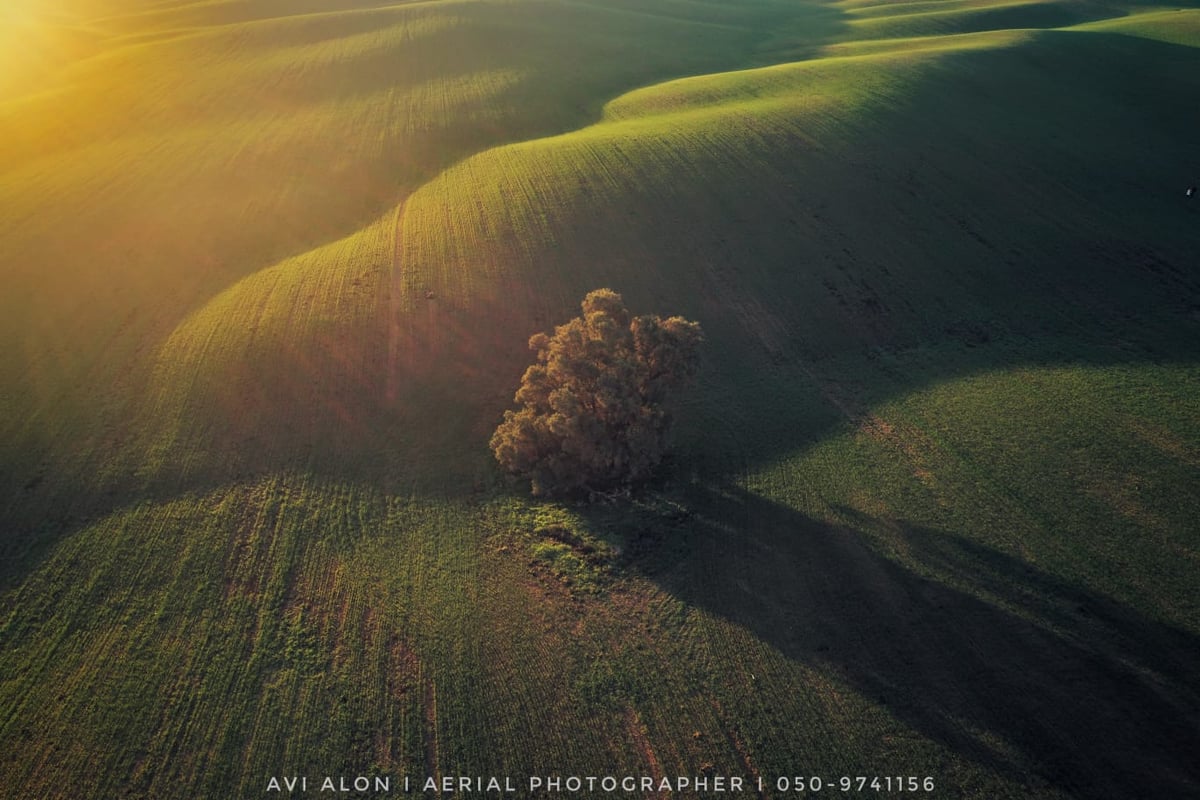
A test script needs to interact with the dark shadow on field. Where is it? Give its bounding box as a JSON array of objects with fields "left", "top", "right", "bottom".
[{"left": 614, "top": 484, "right": 1200, "bottom": 799}]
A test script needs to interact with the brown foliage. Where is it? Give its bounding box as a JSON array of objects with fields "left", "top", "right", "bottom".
[{"left": 490, "top": 289, "right": 702, "bottom": 497}]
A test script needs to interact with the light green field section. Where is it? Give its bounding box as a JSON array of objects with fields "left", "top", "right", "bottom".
[
  {"left": 1069, "top": 5, "right": 1200, "bottom": 43},
  {"left": 2, "top": 0, "right": 1199, "bottom": 798}
]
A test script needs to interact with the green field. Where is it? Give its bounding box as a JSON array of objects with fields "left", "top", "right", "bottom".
[{"left": 2, "top": 0, "right": 1199, "bottom": 798}]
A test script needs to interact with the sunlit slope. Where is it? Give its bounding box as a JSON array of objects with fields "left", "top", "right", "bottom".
[
  {"left": 830, "top": 0, "right": 1187, "bottom": 40},
  {"left": 0, "top": 0, "right": 813, "bottom": 526},
  {"left": 1069, "top": 5, "right": 1200, "bottom": 44}
]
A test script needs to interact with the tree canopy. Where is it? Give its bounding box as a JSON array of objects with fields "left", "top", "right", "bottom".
[{"left": 490, "top": 289, "right": 703, "bottom": 497}]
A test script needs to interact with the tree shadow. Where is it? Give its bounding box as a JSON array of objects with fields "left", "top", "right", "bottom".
[{"left": 616, "top": 483, "right": 1200, "bottom": 799}]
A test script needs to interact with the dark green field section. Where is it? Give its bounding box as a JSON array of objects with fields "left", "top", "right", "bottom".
[{"left": 2, "top": 0, "right": 1199, "bottom": 798}]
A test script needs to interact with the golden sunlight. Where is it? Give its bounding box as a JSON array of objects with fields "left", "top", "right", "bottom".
[{"left": 0, "top": 3, "right": 99, "bottom": 99}]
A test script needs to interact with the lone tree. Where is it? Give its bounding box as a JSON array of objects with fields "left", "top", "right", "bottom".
[{"left": 491, "top": 289, "right": 703, "bottom": 498}]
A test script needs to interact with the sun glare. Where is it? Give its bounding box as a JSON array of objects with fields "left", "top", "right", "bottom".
[{"left": 0, "top": 3, "right": 94, "bottom": 97}]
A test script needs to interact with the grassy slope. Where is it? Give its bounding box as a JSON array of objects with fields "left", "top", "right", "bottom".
[{"left": 2, "top": 0, "right": 1199, "bottom": 798}]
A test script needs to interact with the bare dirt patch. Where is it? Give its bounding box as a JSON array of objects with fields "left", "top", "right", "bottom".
[
  {"left": 624, "top": 707, "right": 665, "bottom": 795},
  {"left": 709, "top": 698, "right": 765, "bottom": 800}
]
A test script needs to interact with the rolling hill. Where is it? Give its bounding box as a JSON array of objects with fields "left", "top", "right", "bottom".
[{"left": 2, "top": 0, "right": 1198, "bottom": 798}]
